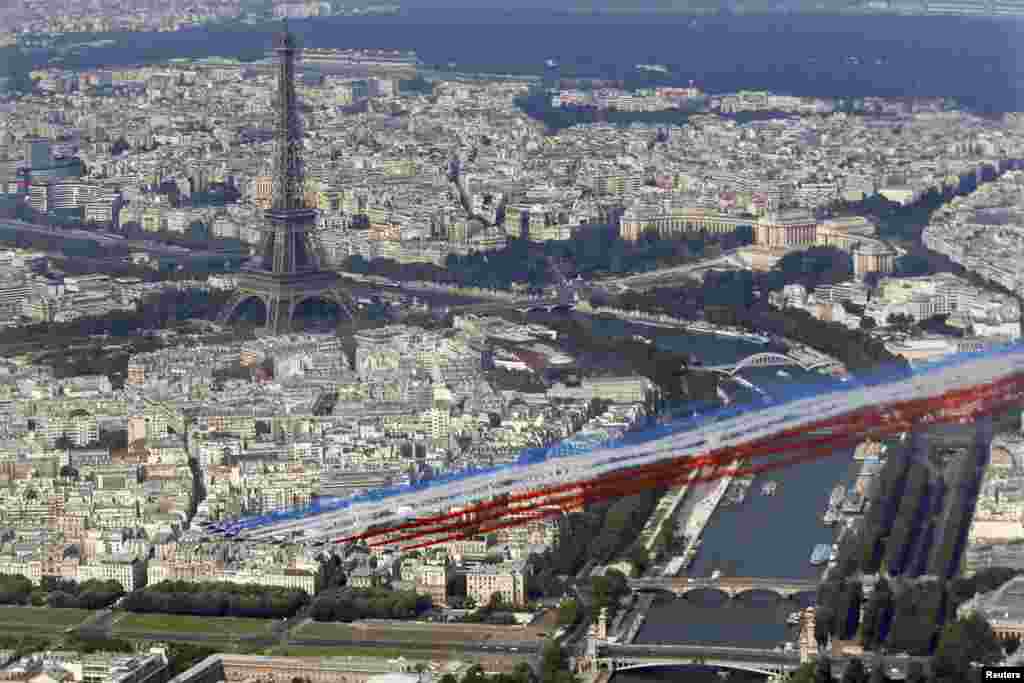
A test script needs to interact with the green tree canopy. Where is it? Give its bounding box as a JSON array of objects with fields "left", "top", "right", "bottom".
[
  {"left": 789, "top": 663, "right": 816, "bottom": 683},
  {"left": 556, "top": 598, "right": 579, "bottom": 627},
  {"left": 539, "top": 640, "right": 576, "bottom": 683}
]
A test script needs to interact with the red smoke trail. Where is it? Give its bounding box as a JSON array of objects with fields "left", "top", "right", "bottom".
[
  {"left": 340, "top": 374, "right": 1024, "bottom": 550},
  {"left": 366, "top": 388, "right": 1024, "bottom": 551},
  {"left": 388, "top": 437, "right": 871, "bottom": 551},
  {"left": 373, "top": 417, "right": 905, "bottom": 550},
  {"left": 324, "top": 372, "right": 1015, "bottom": 546},
  {"left": 380, "top": 410, "right": 931, "bottom": 551},
  {"left": 354, "top": 395, "right": 919, "bottom": 547},
  {"left": 363, "top": 417, "right": 883, "bottom": 548},
  {"left": 347, "top": 409, "right": 887, "bottom": 547},
  {"left": 338, "top": 405, "right": 889, "bottom": 545}
]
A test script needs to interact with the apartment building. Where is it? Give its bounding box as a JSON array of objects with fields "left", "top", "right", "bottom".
[
  {"left": 0, "top": 554, "right": 145, "bottom": 591},
  {"left": 465, "top": 561, "right": 527, "bottom": 608},
  {"left": 414, "top": 562, "right": 449, "bottom": 607},
  {"left": 77, "top": 556, "right": 148, "bottom": 591}
]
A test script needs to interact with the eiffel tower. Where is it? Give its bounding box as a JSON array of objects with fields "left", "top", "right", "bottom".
[{"left": 219, "top": 25, "right": 351, "bottom": 334}]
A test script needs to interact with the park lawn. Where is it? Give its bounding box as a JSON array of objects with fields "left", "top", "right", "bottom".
[
  {"left": 293, "top": 622, "right": 358, "bottom": 640},
  {"left": 113, "top": 613, "right": 276, "bottom": 637},
  {"left": 0, "top": 607, "right": 93, "bottom": 631}
]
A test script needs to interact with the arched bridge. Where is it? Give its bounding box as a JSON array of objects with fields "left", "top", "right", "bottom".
[
  {"left": 517, "top": 301, "right": 577, "bottom": 314},
  {"left": 592, "top": 643, "right": 927, "bottom": 680},
  {"left": 705, "top": 351, "right": 842, "bottom": 376},
  {"left": 627, "top": 576, "right": 820, "bottom": 600},
  {"left": 596, "top": 643, "right": 802, "bottom": 678}
]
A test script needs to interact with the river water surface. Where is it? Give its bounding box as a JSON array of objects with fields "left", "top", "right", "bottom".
[{"left": 580, "top": 317, "right": 854, "bottom": 682}]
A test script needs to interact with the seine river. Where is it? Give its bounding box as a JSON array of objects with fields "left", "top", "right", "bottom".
[
  {"left": 612, "top": 667, "right": 768, "bottom": 683},
  {"left": 585, "top": 315, "right": 769, "bottom": 364},
  {"left": 580, "top": 315, "right": 854, "bottom": 683}
]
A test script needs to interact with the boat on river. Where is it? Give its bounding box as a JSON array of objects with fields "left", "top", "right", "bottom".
[
  {"left": 829, "top": 485, "right": 845, "bottom": 507},
  {"left": 810, "top": 544, "right": 830, "bottom": 565}
]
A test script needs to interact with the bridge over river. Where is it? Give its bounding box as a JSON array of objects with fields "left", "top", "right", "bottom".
[
  {"left": 594, "top": 642, "right": 801, "bottom": 679},
  {"left": 704, "top": 351, "right": 842, "bottom": 376},
  {"left": 627, "top": 576, "right": 820, "bottom": 600},
  {"left": 590, "top": 642, "right": 927, "bottom": 680}
]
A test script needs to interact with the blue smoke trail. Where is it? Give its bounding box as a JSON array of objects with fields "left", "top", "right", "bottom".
[{"left": 214, "top": 340, "right": 1023, "bottom": 534}]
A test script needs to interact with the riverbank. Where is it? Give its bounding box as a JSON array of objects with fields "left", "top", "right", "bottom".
[
  {"left": 577, "top": 301, "right": 771, "bottom": 346},
  {"left": 680, "top": 465, "right": 735, "bottom": 574},
  {"left": 617, "top": 446, "right": 858, "bottom": 649}
]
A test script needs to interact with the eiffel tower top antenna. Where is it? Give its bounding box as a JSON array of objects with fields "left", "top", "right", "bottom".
[{"left": 272, "top": 18, "right": 304, "bottom": 212}]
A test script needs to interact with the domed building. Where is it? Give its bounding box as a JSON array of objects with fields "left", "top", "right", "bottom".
[{"left": 852, "top": 240, "right": 896, "bottom": 278}]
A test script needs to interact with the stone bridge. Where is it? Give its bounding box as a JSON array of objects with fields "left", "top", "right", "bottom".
[
  {"left": 627, "top": 576, "right": 820, "bottom": 601},
  {"left": 594, "top": 643, "right": 802, "bottom": 678},
  {"left": 591, "top": 644, "right": 925, "bottom": 681}
]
